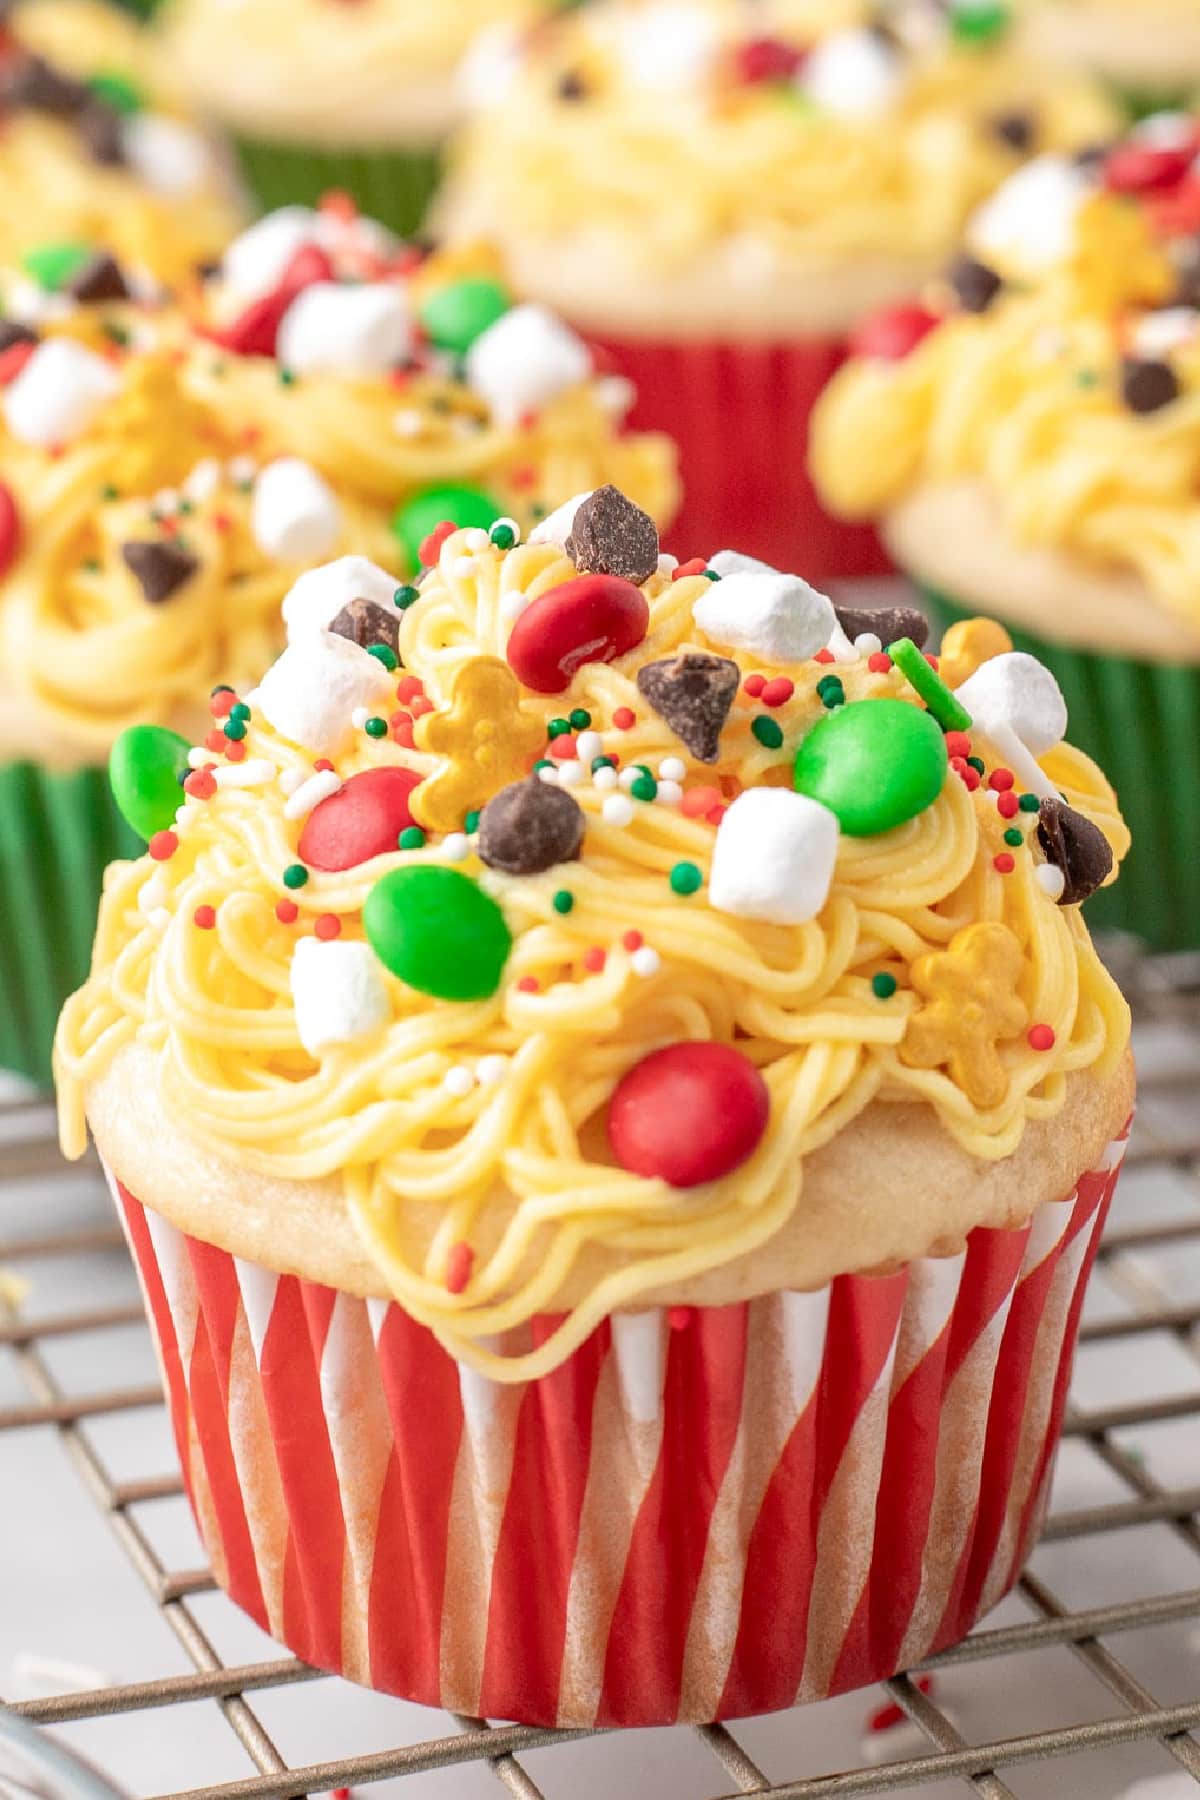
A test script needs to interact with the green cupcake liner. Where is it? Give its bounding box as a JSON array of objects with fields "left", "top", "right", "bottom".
[
  {"left": 0, "top": 762, "right": 140, "bottom": 1090},
  {"left": 918, "top": 586, "right": 1200, "bottom": 953},
  {"left": 233, "top": 138, "right": 442, "bottom": 240}
]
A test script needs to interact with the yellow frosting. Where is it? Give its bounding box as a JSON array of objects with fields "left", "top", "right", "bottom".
[
  {"left": 57, "top": 522, "right": 1130, "bottom": 1380},
  {"left": 0, "top": 1, "right": 242, "bottom": 285}
]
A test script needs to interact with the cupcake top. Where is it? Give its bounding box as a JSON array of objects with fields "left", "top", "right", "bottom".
[
  {"left": 811, "top": 114, "right": 1200, "bottom": 651},
  {"left": 436, "top": 0, "right": 1118, "bottom": 337},
  {"left": 0, "top": 0, "right": 242, "bottom": 285},
  {"left": 159, "top": 0, "right": 549, "bottom": 147},
  {"left": 0, "top": 207, "right": 676, "bottom": 763},
  {"left": 1015, "top": 0, "right": 1200, "bottom": 94},
  {"left": 57, "top": 488, "right": 1132, "bottom": 1380}
]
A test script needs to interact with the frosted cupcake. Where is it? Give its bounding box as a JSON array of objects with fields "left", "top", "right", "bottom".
[
  {"left": 812, "top": 116, "right": 1200, "bottom": 948},
  {"left": 0, "top": 0, "right": 242, "bottom": 286},
  {"left": 436, "top": 0, "right": 1117, "bottom": 577},
  {"left": 59, "top": 485, "right": 1132, "bottom": 1726},
  {"left": 1016, "top": 1, "right": 1200, "bottom": 112},
  {"left": 158, "top": 0, "right": 546, "bottom": 236}
]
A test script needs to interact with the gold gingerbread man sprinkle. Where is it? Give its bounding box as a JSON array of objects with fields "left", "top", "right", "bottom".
[
  {"left": 899, "top": 922, "right": 1029, "bottom": 1109},
  {"left": 412, "top": 656, "right": 546, "bottom": 833},
  {"left": 938, "top": 617, "right": 1012, "bottom": 691}
]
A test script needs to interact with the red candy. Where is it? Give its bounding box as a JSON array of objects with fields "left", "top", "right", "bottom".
[
  {"left": 849, "top": 304, "right": 940, "bottom": 363},
  {"left": 607, "top": 1042, "right": 769, "bottom": 1189},
  {"left": 1104, "top": 141, "right": 1195, "bottom": 195},
  {"left": 733, "top": 35, "right": 805, "bottom": 84},
  {"left": 211, "top": 242, "right": 335, "bottom": 359},
  {"left": 0, "top": 481, "right": 20, "bottom": 577},
  {"left": 298, "top": 767, "right": 422, "bottom": 871},
  {"left": 0, "top": 341, "right": 35, "bottom": 387},
  {"left": 506, "top": 574, "right": 649, "bottom": 695}
]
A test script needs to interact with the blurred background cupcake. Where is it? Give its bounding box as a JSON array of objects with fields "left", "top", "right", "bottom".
[
  {"left": 0, "top": 0, "right": 243, "bottom": 285},
  {"left": 157, "top": 0, "right": 551, "bottom": 237},
  {"left": 436, "top": 0, "right": 1118, "bottom": 578},
  {"left": 1015, "top": 0, "right": 1200, "bottom": 115},
  {"left": 811, "top": 116, "right": 1200, "bottom": 950}
]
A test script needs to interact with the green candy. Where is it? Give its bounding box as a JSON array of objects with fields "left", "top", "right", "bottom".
[
  {"left": 419, "top": 278, "right": 511, "bottom": 355},
  {"left": 87, "top": 70, "right": 145, "bottom": 116},
  {"left": 109, "top": 724, "right": 192, "bottom": 841},
  {"left": 392, "top": 483, "right": 503, "bottom": 574},
  {"left": 793, "top": 699, "right": 948, "bottom": 837},
  {"left": 950, "top": 0, "right": 1009, "bottom": 43},
  {"left": 364, "top": 865, "right": 512, "bottom": 1001},
  {"left": 23, "top": 242, "right": 93, "bottom": 293}
]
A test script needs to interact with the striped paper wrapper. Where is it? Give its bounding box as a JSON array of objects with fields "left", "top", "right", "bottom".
[
  {"left": 585, "top": 331, "right": 892, "bottom": 582},
  {"left": 232, "top": 139, "right": 442, "bottom": 240},
  {"left": 108, "top": 1126, "right": 1129, "bottom": 1728}
]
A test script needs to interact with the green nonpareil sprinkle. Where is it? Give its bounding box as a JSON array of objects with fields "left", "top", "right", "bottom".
[
  {"left": 364, "top": 716, "right": 388, "bottom": 739},
  {"left": 552, "top": 889, "right": 574, "bottom": 914},
  {"left": 669, "top": 861, "right": 703, "bottom": 896},
  {"left": 872, "top": 972, "right": 898, "bottom": 1000},
  {"left": 1003, "top": 827, "right": 1024, "bottom": 847},
  {"left": 283, "top": 863, "right": 309, "bottom": 890},
  {"left": 398, "top": 826, "right": 426, "bottom": 850},
  {"left": 751, "top": 716, "right": 784, "bottom": 749}
]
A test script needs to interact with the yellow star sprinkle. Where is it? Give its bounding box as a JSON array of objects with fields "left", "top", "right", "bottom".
[
  {"left": 899, "top": 922, "right": 1029, "bottom": 1110},
  {"left": 938, "top": 617, "right": 1013, "bottom": 691},
  {"left": 412, "top": 656, "right": 547, "bottom": 833}
]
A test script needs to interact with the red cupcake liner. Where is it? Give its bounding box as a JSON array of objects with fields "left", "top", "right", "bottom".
[
  {"left": 107, "top": 1124, "right": 1129, "bottom": 1728},
  {"left": 586, "top": 332, "right": 892, "bottom": 582}
]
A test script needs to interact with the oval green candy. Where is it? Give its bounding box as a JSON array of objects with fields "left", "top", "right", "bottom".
[
  {"left": 392, "top": 483, "right": 502, "bottom": 574},
  {"left": 792, "top": 698, "right": 948, "bottom": 837},
  {"left": 22, "top": 242, "right": 93, "bottom": 293},
  {"left": 109, "top": 723, "right": 192, "bottom": 841},
  {"left": 364, "top": 865, "right": 512, "bottom": 1001},
  {"left": 419, "top": 278, "right": 511, "bottom": 355},
  {"left": 87, "top": 70, "right": 146, "bottom": 116}
]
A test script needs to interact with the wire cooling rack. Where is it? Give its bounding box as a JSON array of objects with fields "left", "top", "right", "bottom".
[{"left": 2, "top": 942, "right": 1199, "bottom": 1800}]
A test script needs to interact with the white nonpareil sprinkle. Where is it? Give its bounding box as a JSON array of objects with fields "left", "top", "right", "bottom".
[
  {"left": 476, "top": 1054, "right": 508, "bottom": 1085},
  {"left": 187, "top": 746, "right": 214, "bottom": 770},
  {"left": 393, "top": 409, "right": 424, "bottom": 438},
  {"left": 183, "top": 458, "right": 222, "bottom": 503},
  {"left": 657, "top": 780, "right": 684, "bottom": 808},
  {"left": 575, "top": 730, "right": 604, "bottom": 765},
  {"left": 593, "top": 766, "right": 619, "bottom": 791},
  {"left": 658, "top": 756, "right": 686, "bottom": 782},
  {"left": 461, "top": 528, "right": 490, "bottom": 552},
  {"left": 602, "top": 794, "right": 635, "bottom": 827},
  {"left": 537, "top": 764, "right": 560, "bottom": 785},
  {"left": 657, "top": 553, "right": 679, "bottom": 577},
  {"left": 441, "top": 832, "right": 470, "bottom": 862},
  {"left": 444, "top": 1065, "right": 475, "bottom": 1098},
  {"left": 556, "top": 760, "right": 585, "bottom": 786},
  {"left": 153, "top": 487, "right": 180, "bottom": 517},
  {"left": 499, "top": 590, "right": 529, "bottom": 623},
  {"left": 214, "top": 759, "right": 276, "bottom": 788},
  {"left": 854, "top": 632, "right": 883, "bottom": 656},
  {"left": 450, "top": 555, "right": 477, "bottom": 580},
  {"left": 631, "top": 946, "right": 661, "bottom": 978},
  {"left": 1035, "top": 863, "right": 1067, "bottom": 901},
  {"left": 351, "top": 706, "right": 371, "bottom": 730},
  {"left": 283, "top": 769, "right": 342, "bottom": 820},
  {"left": 618, "top": 766, "right": 640, "bottom": 791},
  {"left": 227, "top": 454, "right": 258, "bottom": 485}
]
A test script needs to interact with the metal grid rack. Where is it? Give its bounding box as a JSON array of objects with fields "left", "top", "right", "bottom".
[{"left": 2, "top": 946, "right": 1200, "bottom": 1800}]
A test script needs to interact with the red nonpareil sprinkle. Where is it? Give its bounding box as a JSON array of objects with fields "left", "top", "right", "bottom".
[
  {"left": 674, "top": 556, "right": 709, "bottom": 578},
  {"left": 314, "top": 758, "right": 334, "bottom": 772},
  {"left": 204, "top": 728, "right": 226, "bottom": 754},
  {"left": 0, "top": 340, "right": 35, "bottom": 385},
  {"left": 517, "top": 975, "right": 539, "bottom": 993},
  {"left": 583, "top": 946, "right": 607, "bottom": 973},
  {"left": 734, "top": 34, "right": 804, "bottom": 83},
  {"left": 314, "top": 913, "right": 342, "bottom": 940},
  {"left": 148, "top": 830, "right": 178, "bottom": 861},
  {"left": 668, "top": 1306, "right": 694, "bottom": 1332},
  {"left": 183, "top": 768, "right": 217, "bottom": 800},
  {"left": 951, "top": 756, "right": 981, "bottom": 792},
  {"left": 193, "top": 904, "right": 217, "bottom": 930},
  {"left": 392, "top": 716, "right": 416, "bottom": 749},
  {"left": 225, "top": 739, "right": 247, "bottom": 763},
  {"left": 445, "top": 1241, "right": 474, "bottom": 1295},
  {"left": 760, "top": 676, "right": 795, "bottom": 708},
  {"left": 612, "top": 706, "right": 636, "bottom": 730},
  {"left": 868, "top": 652, "right": 893, "bottom": 674},
  {"left": 682, "top": 785, "right": 722, "bottom": 817},
  {"left": 549, "top": 733, "right": 578, "bottom": 761},
  {"left": 944, "top": 730, "right": 972, "bottom": 759},
  {"left": 209, "top": 689, "right": 236, "bottom": 717},
  {"left": 993, "top": 853, "right": 1015, "bottom": 874},
  {"left": 211, "top": 511, "right": 232, "bottom": 534},
  {"left": 813, "top": 647, "right": 835, "bottom": 664},
  {"left": 743, "top": 673, "right": 766, "bottom": 698},
  {"left": 1028, "top": 1023, "right": 1056, "bottom": 1052},
  {"left": 240, "top": 424, "right": 262, "bottom": 447},
  {"left": 396, "top": 675, "right": 425, "bottom": 703},
  {"left": 706, "top": 804, "right": 728, "bottom": 827},
  {"left": 996, "top": 791, "right": 1019, "bottom": 819},
  {"left": 418, "top": 520, "right": 458, "bottom": 567},
  {"left": 275, "top": 899, "right": 299, "bottom": 924},
  {"left": 319, "top": 187, "right": 358, "bottom": 222},
  {"left": 622, "top": 929, "right": 644, "bottom": 952},
  {"left": 510, "top": 465, "right": 537, "bottom": 491},
  {"left": 989, "top": 768, "right": 1015, "bottom": 792},
  {"left": 409, "top": 694, "right": 434, "bottom": 718},
  {"left": 925, "top": 653, "right": 939, "bottom": 670}
]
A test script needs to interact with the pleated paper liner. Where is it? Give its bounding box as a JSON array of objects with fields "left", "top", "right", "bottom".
[
  {"left": 585, "top": 331, "right": 893, "bottom": 582},
  {"left": 0, "top": 761, "right": 140, "bottom": 1089},
  {"left": 232, "top": 139, "right": 442, "bottom": 240},
  {"left": 108, "top": 1120, "right": 1128, "bottom": 1729},
  {"left": 919, "top": 585, "right": 1200, "bottom": 953}
]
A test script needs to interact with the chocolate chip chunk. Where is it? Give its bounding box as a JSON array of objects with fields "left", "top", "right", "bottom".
[
  {"left": 77, "top": 97, "right": 126, "bottom": 166},
  {"left": 1121, "top": 356, "right": 1180, "bottom": 414},
  {"left": 329, "top": 596, "right": 402, "bottom": 662},
  {"left": 566, "top": 485, "right": 660, "bottom": 586},
  {"left": 121, "top": 540, "right": 199, "bottom": 605},
  {"left": 0, "top": 54, "right": 89, "bottom": 116},
  {"left": 1036, "top": 797, "right": 1113, "bottom": 907},
  {"left": 0, "top": 318, "right": 38, "bottom": 354},
  {"left": 67, "top": 252, "right": 130, "bottom": 304},
  {"left": 948, "top": 254, "right": 1003, "bottom": 315},
  {"left": 1073, "top": 140, "right": 1114, "bottom": 172},
  {"left": 991, "top": 109, "right": 1036, "bottom": 153},
  {"left": 478, "top": 777, "right": 586, "bottom": 876},
  {"left": 556, "top": 68, "right": 590, "bottom": 100},
  {"left": 636, "top": 651, "right": 739, "bottom": 764},
  {"left": 832, "top": 602, "right": 930, "bottom": 651}
]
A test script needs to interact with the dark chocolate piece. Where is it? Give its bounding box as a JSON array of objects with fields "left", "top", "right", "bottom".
[
  {"left": 77, "top": 97, "right": 126, "bottom": 166},
  {"left": 636, "top": 652, "right": 740, "bottom": 764},
  {"left": 478, "top": 777, "right": 586, "bottom": 876},
  {"left": 991, "top": 109, "right": 1036, "bottom": 153},
  {"left": 1121, "top": 357, "right": 1180, "bottom": 415},
  {"left": 68, "top": 252, "right": 130, "bottom": 304},
  {"left": 566, "top": 485, "right": 660, "bottom": 586},
  {"left": 0, "top": 54, "right": 89, "bottom": 116},
  {"left": 948, "top": 254, "right": 1003, "bottom": 315},
  {"left": 0, "top": 318, "right": 38, "bottom": 354},
  {"left": 832, "top": 602, "right": 930, "bottom": 651},
  {"left": 121, "top": 540, "right": 199, "bottom": 605},
  {"left": 1036, "top": 797, "right": 1114, "bottom": 907},
  {"left": 329, "top": 596, "right": 402, "bottom": 662}
]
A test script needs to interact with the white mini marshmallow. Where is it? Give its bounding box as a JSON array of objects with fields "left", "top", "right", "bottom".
[
  {"left": 465, "top": 304, "right": 592, "bottom": 426},
  {"left": 528, "top": 490, "right": 593, "bottom": 548},
  {"left": 252, "top": 458, "right": 342, "bottom": 563},
  {"left": 221, "top": 207, "right": 320, "bottom": 301},
  {"left": 254, "top": 633, "right": 393, "bottom": 756},
  {"left": 710, "top": 789, "right": 839, "bottom": 926},
  {"left": 956, "top": 651, "right": 1068, "bottom": 756},
  {"left": 1132, "top": 306, "right": 1199, "bottom": 360},
  {"left": 277, "top": 282, "right": 412, "bottom": 377},
  {"left": 291, "top": 936, "right": 390, "bottom": 1057},
  {"left": 800, "top": 28, "right": 902, "bottom": 118},
  {"left": 616, "top": 3, "right": 721, "bottom": 89},
  {"left": 969, "top": 156, "right": 1091, "bottom": 277},
  {"left": 3, "top": 337, "right": 120, "bottom": 447},
  {"left": 707, "top": 549, "right": 781, "bottom": 578},
  {"left": 121, "top": 113, "right": 212, "bottom": 197},
  {"left": 281, "top": 555, "right": 399, "bottom": 640},
  {"left": 693, "top": 570, "right": 836, "bottom": 664}
]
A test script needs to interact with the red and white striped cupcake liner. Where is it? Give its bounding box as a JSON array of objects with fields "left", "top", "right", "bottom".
[{"left": 107, "top": 1124, "right": 1129, "bottom": 1728}]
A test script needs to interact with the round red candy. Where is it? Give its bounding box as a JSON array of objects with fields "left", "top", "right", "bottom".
[
  {"left": 298, "top": 767, "right": 422, "bottom": 871},
  {"left": 607, "top": 1042, "right": 769, "bottom": 1189},
  {"left": 1104, "top": 141, "right": 1195, "bottom": 195},
  {"left": 506, "top": 573, "right": 650, "bottom": 695},
  {"left": 733, "top": 35, "right": 804, "bottom": 84},
  {"left": 849, "top": 305, "right": 940, "bottom": 363},
  {"left": 0, "top": 481, "right": 20, "bottom": 577}
]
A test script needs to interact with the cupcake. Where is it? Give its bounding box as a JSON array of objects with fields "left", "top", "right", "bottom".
[
  {"left": 58, "top": 486, "right": 1132, "bottom": 1726},
  {"left": 1015, "top": 1, "right": 1200, "bottom": 114},
  {"left": 811, "top": 116, "right": 1200, "bottom": 949},
  {"left": 0, "top": 0, "right": 242, "bottom": 286},
  {"left": 436, "top": 0, "right": 1117, "bottom": 579},
  {"left": 0, "top": 212, "right": 676, "bottom": 1088},
  {"left": 158, "top": 0, "right": 547, "bottom": 237}
]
